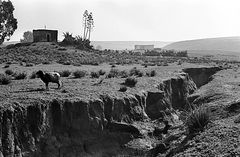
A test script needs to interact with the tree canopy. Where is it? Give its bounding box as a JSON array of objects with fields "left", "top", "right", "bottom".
[
  {"left": 0, "top": 0, "right": 17, "bottom": 45},
  {"left": 20, "top": 31, "right": 33, "bottom": 43}
]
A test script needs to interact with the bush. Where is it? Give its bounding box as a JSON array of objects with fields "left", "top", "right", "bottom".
[
  {"left": 5, "top": 69, "right": 14, "bottom": 75},
  {"left": 0, "top": 74, "right": 12, "bottom": 85},
  {"left": 3, "top": 65, "right": 10, "bottom": 68},
  {"left": 73, "top": 70, "right": 86, "bottom": 78},
  {"left": 14, "top": 72, "right": 27, "bottom": 80},
  {"left": 63, "top": 62, "right": 71, "bottom": 65},
  {"left": 90, "top": 71, "right": 100, "bottom": 78},
  {"left": 98, "top": 69, "right": 106, "bottom": 75},
  {"left": 60, "top": 32, "right": 93, "bottom": 50},
  {"left": 185, "top": 106, "right": 210, "bottom": 134},
  {"left": 119, "top": 70, "right": 129, "bottom": 78},
  {"left": 107, "top": 69, "right": 120, "bottom": 78},
  {"left": 42, "top": 61, "right": 51, "bottom": 64},
  {"left": 59, "top": 70, "right": 71, "bottom": 77},
  {"left": 146, "top": 70, "right": 157, "bottom": 77},
  {"left": 119, "top": 86, "right": 127, "bottom": 92},
  {"left": 26, "top": 63, "right": 34, "bottom": 67},
  {"left": 129, "top": 67, "right": 143, "bottom": 77},
  {"left": 29, "top": 71, "right": 37, "bottom": 79},
  {"left": 124, "top": 77, "right": 138, "bottom": 87}
]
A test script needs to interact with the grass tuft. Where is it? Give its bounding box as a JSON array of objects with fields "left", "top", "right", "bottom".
[
  {"left": 185, "top": 105, "right": 210, "bottom": 134},
  {"left": 73, "top": 70, "right": 86, "bottom": 78},
  {"left": 90, "top": 71, "right": 100, "bottom": 78},
  {"left": 5, "top": 69, "right": 14, "bottom": 75},
  {"left": 14, "top": 72, "right": 27, "bottom": 80},
  {"left": 124, "top": 76, "right": 138, "bottom": 87},
  {"left": 59, "top": 70, "right": 71, "bottom": 77},
  {"left": 0, "top": 74, "right": 12, "bottom": 85}
]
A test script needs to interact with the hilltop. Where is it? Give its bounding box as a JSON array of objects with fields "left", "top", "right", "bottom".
[{"left": 163, "top": 36, "right": 240, "bottom": 56}]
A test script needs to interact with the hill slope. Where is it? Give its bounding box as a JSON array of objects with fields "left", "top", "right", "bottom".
[{"left": 163, "top": 36, "right": 240, "bottom": 55}]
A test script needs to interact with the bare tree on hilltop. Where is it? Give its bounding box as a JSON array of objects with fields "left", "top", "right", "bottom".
[
  {"left": 82, "top": 10, "right": 94, "bottom": 41},
  {"left": 0, "top": 0, "right": 17, "bottom": 45}
]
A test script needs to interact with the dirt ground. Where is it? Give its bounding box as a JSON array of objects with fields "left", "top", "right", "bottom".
[{"left": 0, "top": 62, "right": 205, "bottom": 105}]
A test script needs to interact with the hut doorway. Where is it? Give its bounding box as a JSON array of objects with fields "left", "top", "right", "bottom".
[{"left": 47, "top": 34, "right": 50, "bottom": 42}]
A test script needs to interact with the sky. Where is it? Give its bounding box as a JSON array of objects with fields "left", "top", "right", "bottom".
[{"left": 7, "top": 0, "right": 240, "bottom": 42}]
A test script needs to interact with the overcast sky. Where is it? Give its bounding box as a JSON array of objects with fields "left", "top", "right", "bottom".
[{"left": 9, "top": 0, "right": 240, "bottom": 42}]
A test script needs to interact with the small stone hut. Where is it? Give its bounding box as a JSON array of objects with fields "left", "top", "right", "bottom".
[{"left": 33, "top": 29, "right": 58, "bottom": 42}]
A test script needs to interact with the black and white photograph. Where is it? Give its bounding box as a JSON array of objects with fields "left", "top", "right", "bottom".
[{"left": 0, "top": 0, "right": 240, "bottom": 156}]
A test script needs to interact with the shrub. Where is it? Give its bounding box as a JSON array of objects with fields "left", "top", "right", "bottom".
[
  {"left": 119, "top": 70, "right": 129, "bottom": 78},
  {"left": 124, "top": 77, "right": 138, "bottom": 87},
  {"left": 0, "top": 74, "right": 12, "bottom": 85},
  {"left": 119, "top": 86, "right": 127, "bottom": 92},
  {"left": 63, "top": 62, "right": 71, "bottom": 65},
  {"left": 129, "top": 67, "right": 143, "bottom": 77},
  {"left": 98, "top": 69, "right": 106, "bottom": 75},
  {"left": 5, "top": 69, "right": 14, "bottom": 75},
  {"left": 14, "top": 72, "right": 27, "bottom": 80},
  {"left": 26, "top": 63, "right": 34, "bottom": 67},
  {"left": 42, "top": 61, "right": 51, "bottom": 64},
  {"left": 29, "top": 71, "right": 37, "bottom": 79},
  {"left": 58, "top": 47, "right": 67, "bottom": 51},
  {"left": 59, "top": 70, "right": 71, "bottom": 77},
  {"left": 73, "top": 70, "right": 86, "bottom": 78},
  {"left": 146, "top": 70, "right": 157, "bottom": 77},
  {"left": 3, "top": 65, "right": 10, "bottom": 68},
  {"left": 185, "top": 106, "right": 210, "bottom": 134},
  {"left": 107, "top": 69, "right": 120, "bottom": 78},
  {"left": 90, "top": 71, "right": 100, "bottom": 78}
]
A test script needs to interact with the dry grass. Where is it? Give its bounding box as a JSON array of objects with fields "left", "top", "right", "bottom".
[
  {"left": 0, "top": 74, "right": 12, "bottom": 85},
  {"left": 185, "top": 105, "right": 210, "bottom": 134}
]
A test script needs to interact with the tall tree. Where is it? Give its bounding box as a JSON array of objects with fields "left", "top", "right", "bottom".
[
  {"left": 87, "top": 12, "right": 94, "bottom": 40},
  {"left": 20, "top": 31, "right": 33, "bottom": 43},
  {"left": 82, "top": 10, "right": 88, "bottom": 40},
  {"left": 0, "top": 0, "right": 17, "bottom": 45},
  {"left": 82, "top": 10, "right": 94, "bottom": 41}
]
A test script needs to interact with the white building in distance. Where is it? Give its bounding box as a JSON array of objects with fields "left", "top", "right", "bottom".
[{"left": 135, "top": 45, "right": 154, "bottom": 51}]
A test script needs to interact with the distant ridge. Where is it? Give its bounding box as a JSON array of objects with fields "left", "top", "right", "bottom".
[
  {"left": 91, "top": 41, "right": 171, "bottom": 50},
  {"left": 163, "top": 36, "right": 240, "bottom": 55}
]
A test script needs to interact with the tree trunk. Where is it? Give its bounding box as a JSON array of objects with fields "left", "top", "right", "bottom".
[{"left": 83, "top": 18, "right": 87, "bottom": 40}]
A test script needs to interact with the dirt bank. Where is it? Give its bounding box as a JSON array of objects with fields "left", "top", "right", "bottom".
[{"left": 0, "top": 66, "right": 221, "bottom": 157}]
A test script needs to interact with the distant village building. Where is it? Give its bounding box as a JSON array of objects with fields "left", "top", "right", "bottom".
[
  {"left": 134, "top": 45, "right": 154, "bottom": 54},
  {"left": 33, "top": 29, "right": 58, "bottom": 42},
  {"left": 135, "top": 45, "right": 154, "bottom": 51}
]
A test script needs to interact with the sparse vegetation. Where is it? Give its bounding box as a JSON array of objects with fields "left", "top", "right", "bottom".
[
  {"left": 73, "top": 70, "right": 87, "bottom": 78},
  {"left": 3, "top": 65, "right": 10, "bottom": 68},
  {"left": 119, "top": 86, "right": 127, "bottom": 92},
  {"left": 146, "top": 70, "right": 157, "bottom": 77},
  {"left": 60, "top": 32, "right": 93, "bottom": 50},
  {"left": 124, "top": 76, "right": 138, "bottom": 87},
  {"left": 0, "top": 74, "right": 12, "bottom": 85},
  {"left": 26, "top": 63, "right": 34, "bottom": 67},
  {"left": 59, "top": 70, "right": 71, "bottom": 77},
  {"left": 90, "top": 71, "right": 100, "bottom": 78},
  {"left": 5, "top": 69, "right": 14, "bottom": 75},
  {"left": 29, "top": 71, "right": 37, "bottom": 79},
  {"left": 14, "top": 72, "right": 27, "bottom": 80},
  {"left": 185, "top": 105, "right": 210, "bottom": 134},
  {"left": 98, "top": 69, "right": 106, "bottom": 75},
  {"left": 107, "top": 68, "right": 121, "bottom": 78},
  {"left": 129, "top": 67, "right": 143, "bottom": 77}
]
